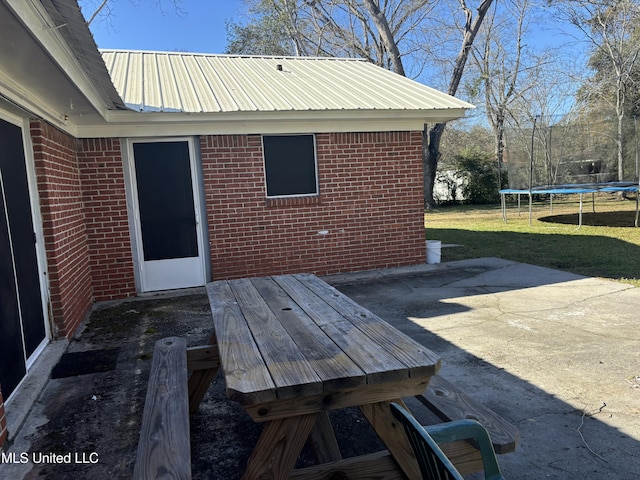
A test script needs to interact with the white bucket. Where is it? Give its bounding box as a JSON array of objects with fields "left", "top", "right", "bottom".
[{"left": 426, "top": 240, "right": 442, "bottom": 264}]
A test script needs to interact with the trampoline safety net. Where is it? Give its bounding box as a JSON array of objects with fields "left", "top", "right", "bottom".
[{"left": 503, "top": 114, "right": 639, "bottom": 190}]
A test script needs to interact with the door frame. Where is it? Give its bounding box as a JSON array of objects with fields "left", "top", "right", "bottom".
[
  {"left": 124, "top": 136, "right": 209, "bottom": 293},
  {"left": 0, "top": 107, "right": 51, "bottom": 402}
]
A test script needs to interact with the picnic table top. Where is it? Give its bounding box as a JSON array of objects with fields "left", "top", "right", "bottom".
[{"left": 207, "top": 273, "right": 441, "bottom": 407}]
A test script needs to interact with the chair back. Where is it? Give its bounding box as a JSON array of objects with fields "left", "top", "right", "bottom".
[{"left": 391, "top": 403, "right": 464, "bottom": 480}]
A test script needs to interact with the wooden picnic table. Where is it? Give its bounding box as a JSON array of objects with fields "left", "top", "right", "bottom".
[{"left": 195, "top": 273, "right": 442, "bottom": 480}]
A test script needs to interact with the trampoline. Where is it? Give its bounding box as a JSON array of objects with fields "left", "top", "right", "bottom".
[
  {"left": 500, "top": 182, "right": 640, "bottom": 228},
  {"left": 500, "top": 114, "right": 640, "bottom": 228}
]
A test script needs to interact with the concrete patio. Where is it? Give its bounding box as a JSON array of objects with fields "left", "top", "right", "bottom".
[{"left": 2, "top": 257, "right": 639, "bottom": 479}]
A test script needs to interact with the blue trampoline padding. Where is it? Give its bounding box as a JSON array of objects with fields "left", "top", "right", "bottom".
[
  {"left": 599, "top": 186, "right": 638, "bottom": 192},
  {"left": 500, "top": 183, "right": 639, "bottom": 195},
  {"left": 499, "top": 189, "right": 529, "bottom": 194}
]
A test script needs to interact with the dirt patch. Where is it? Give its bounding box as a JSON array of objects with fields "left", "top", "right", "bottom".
[{"left": 22, "top": 293, "right": 383, "bottom": 479}]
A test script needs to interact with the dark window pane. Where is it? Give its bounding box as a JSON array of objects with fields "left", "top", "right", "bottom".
[
  {"left": 0, "top": 119, "right": 45, "bottom": 358},
  {"left": 263, "top": 135, "right": 317, "bottom": 196},
  {"left": 0, "top": 119, "right": 28, "bottom": 399},
  {"left": 133, "top": 142, "right": 198, "bottom": 261}
]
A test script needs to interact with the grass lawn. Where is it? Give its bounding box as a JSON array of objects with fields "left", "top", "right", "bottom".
[{"left": 425, "top": 193, "right": 640, "bottom": 286}]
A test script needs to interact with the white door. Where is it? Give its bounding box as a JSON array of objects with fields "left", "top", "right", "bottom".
[{"left": 128, "top": 138, "right": 206, "bottom": 292}]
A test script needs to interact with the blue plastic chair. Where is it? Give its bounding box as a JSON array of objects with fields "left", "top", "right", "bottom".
[{"left": 390, "top": 403, "right": 504, "bottom": 480}]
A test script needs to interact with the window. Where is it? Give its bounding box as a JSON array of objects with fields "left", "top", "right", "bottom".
[{"left": 263, "top": 135, "right": 318, "bottom": 197}]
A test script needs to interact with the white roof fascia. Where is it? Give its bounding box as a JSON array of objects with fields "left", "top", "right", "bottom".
[
  {"left": 6, "top": 0, "right": 114, "bottom": 121},
  {"left": 77, "top": 108, "right": 469, "bottom": 138}
]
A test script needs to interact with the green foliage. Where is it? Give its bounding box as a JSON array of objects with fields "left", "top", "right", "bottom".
[
  {"left": 454, "top": 149, "right": 505, "bottom": 204},
  {"left": 439, "top": 123, "right": 494, "bottom": 167},
  {"left": 225, "top": 8, "right": 295, "bottom": 56}
]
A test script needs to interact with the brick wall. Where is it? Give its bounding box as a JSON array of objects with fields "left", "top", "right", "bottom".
[
  {"left": 78, "top": 139, "right": 136, "bottom": 301},
  {"left": 30, "top": 121, "right": 93, "bottom": 338},
  {"left": 29, "top": 125, "right": 136, "bottom": 337},
  {"left": 201, "top": 131, "right": 425, "bottom": 279},
  {"left": 25, "top": 127, "right": 425, "bottom": 327}
]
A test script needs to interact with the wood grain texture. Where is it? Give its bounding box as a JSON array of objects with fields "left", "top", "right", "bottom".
[
  {"left": 360, "top": 399, "right": 422, "bottom": 480},
  {"left": 252, "top": 276, "right": 365, "bottom": 391},
  {"left": 208, "top": 275, "right": 440, "bottom": 405},
  {"left": 244, "top": 377, "right": 431, "bottom": 422},
  {"left": 186, "top": 344, "right": 219, "bottom": 371},
  {"left": 439, "top": 440, "right": 484, "bottom": 476},
  {"left": 307, "top": 411, "right": 342, "bottom": 464},
  {"left": 204, "top": 274, "right": 443, "bottom": 479},
  {"left": 289, "top": 450, "right": 406, "bottom": 480},
  {"left": 229, "top": 278, "right": 323, "bottom": 400},
  {"left": 133, "top": 337, "right": 191, "bottom": 480},
  {"left": 275, "top": 275, "right": 410, "bottom": 383},
  {"left": 187, "top": 344, "right": 220, "bottom": 413},
  {"left": 294, "top": 274, "right": 441, "bottom": 380},
  {"left": 242, "top": 413, "right": 318, "bottom": 480},
  {"left": 207, "top": 281, "right": 276, "bottom": 405},
  {"left": 416, "top": 375, "right": 520, "bottom": 454}
]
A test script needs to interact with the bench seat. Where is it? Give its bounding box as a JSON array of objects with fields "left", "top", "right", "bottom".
[
  {"left": 415, "top": 375, "right": 520, "bottom": 454},
  {"left": 133, "top": 337, "right": 191, "bottom": 480}
]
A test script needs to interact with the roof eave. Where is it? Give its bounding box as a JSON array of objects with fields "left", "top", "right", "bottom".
[
  {"left": 6, "top": 0, "right": 127, "bottom": 122},
  {"left": 76, "top": 108, "right": 471, "bottom": 138}
]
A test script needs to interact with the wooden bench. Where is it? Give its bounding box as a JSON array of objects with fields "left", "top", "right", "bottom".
[
  {"left": 133, "top": 337, "right": 191, "bottom": 480},
  {"left": 133, "top": 336, "right": 220, "bottom": 480},
  {"left": 133, "top": 334, "right": 515, "bottom": 478},
  {"left": 414, "top": 374, "right": 520, "bottom": 475}
]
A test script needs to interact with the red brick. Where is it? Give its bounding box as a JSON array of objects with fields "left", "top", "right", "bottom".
[
  {"left": 201, "top": 131, "right": 425, "bottom": 279},
  {"left": 78, "top": 138, "right": 136, "bottom": 302}
]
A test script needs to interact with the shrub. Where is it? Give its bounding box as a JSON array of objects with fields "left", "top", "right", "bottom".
[{"left": 454, "top": 149, "right": 506, "bottom": 204}]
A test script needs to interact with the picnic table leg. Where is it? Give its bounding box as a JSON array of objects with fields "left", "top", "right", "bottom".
[
  {"left": 360, "top": 399, "right": 422, "bottom": 480},
  {"left": 187, "top": 341, "right": 220, "bottom": 413},
  {"left": 308, "top": 411, "right": 342, "bottom": 464},
  {"left": 242, "top": 413, "right": 318, "bottom": 480}
]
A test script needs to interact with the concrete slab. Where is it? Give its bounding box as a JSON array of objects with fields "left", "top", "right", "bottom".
[
  {"left": 335, "top": 258, "right": 640, "bottom": 479},
  {"left": 2, "top": 258, "right": 639, "bottom": 479},
  {"left": 4, "top": 339, "right": 68, "bottom": 443}
]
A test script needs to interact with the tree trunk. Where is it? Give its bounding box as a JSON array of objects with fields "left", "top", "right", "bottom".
[
  {"left": 423, "top": 0, "right": 495, "bottom": 208},
  {"left": 362, "top": 0, "right": 406, "bottom": 75},
  {"left": 616, "top": 83, "right": 625, "bottom": 183},
  {"left": 496, "top": 121, "right": 504, "bottom": 189},
  {"left": 424, "top": 123, "right": 446, "bottom": 209}
]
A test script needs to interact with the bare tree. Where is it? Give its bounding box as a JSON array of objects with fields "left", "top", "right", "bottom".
[
  {"left": 470, "top": 0, "right": 549, "bottom": 189},
  {"left": 362, "top": 0, "right": 406, "bottom": 74},
  {"left": 80, "top": 0, "right": 185, "bottom": 26},
  {"left": 553, "top": 0, "right": 640, "bottom": 183},
  {"left": 84, "top": 0, "right": 110, "bottom": 25},
  {"left": 423, "top": 0, "right": 495, "bottom": 209},
  {"left": 274, "top": 0, "right": 435, "bottom": 72}
]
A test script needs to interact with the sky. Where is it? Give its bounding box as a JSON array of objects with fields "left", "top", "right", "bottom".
[
  {"left": 84, "top": 1, "right": 244, "bottom": 54},
  {"left": 85, "top": 1, "right": 584, "bottom": 59},
  {"left": 83, "top": 0, "right": 587, "bottom": 118}
]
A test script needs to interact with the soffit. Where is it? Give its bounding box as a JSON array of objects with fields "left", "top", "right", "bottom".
[{"left": 0, "top": 0, "right": 126, "bottom": 132}]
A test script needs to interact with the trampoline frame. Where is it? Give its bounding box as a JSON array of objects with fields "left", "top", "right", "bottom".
[{"left": 499, "top": 182, "right": 640, "bottom": 228}]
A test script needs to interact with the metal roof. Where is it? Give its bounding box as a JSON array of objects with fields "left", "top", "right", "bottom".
[
  {"left": 42, "top": 0, "right": 128, "bottom": 111},
  {"left": 101, "top": 50, "right": 473, "bottom": 115}
]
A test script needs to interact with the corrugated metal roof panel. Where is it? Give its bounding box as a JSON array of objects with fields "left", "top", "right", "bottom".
[{"left": 101, "top": 50, "right": 474, "bottom": 114}]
